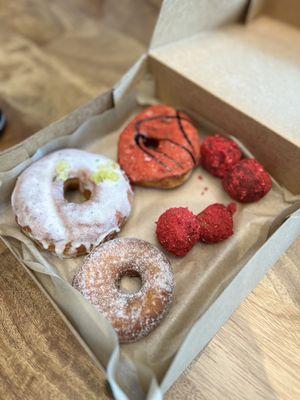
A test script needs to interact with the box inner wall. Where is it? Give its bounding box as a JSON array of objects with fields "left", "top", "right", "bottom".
[{"left": 149, "top": 16, "right": 300, "bottom": 193}]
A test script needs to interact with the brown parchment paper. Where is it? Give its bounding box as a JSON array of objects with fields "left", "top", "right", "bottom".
[
  {"left": 87, "top": 117, "right": 293, "bottom": 382},
  {"left": 0, "top": 81, "right": 296, "bottom": 390}
]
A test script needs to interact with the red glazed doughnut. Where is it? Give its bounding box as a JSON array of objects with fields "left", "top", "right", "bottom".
[
  {"left": 222, "top": 159, "right": 272, "bottom": 203},
  {"left": 118, "top": 105, "right": 201, "bottom": 188},
  {"left": 72, "top": 238, "right": 174, "bottom": 343},
  {"left": 201, "top": 134, "right": 242, "bottom": 178}
]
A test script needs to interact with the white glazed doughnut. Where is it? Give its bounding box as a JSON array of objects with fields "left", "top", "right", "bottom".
[
  {"left": 73, "top": 238, "right": 174, "bottom": 343},
  {"left": 11, "top": 149, "right": 133, "bottom": 258}
]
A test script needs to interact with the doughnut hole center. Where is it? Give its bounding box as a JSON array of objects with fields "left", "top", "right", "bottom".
[
  {"left": 118, "top": 270, "right": 142, "bottom": 294},
  {"left": 64, "top": 178, "right": 91, "bottom": 204}
]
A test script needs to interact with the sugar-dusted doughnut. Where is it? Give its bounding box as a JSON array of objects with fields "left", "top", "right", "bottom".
[
  {"left": 118, "top": 104, "right": 201, "bottom": 188},
  {"left": 11, "top": 149, "right": 133, "bottom": 258},
  {"left": 72, "top": 238, "right": 174, "bottom": 343}
]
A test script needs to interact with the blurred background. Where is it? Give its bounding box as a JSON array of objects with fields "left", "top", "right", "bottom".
[{"left": 0, "top": 0, "right": 162, "bottom": 150}]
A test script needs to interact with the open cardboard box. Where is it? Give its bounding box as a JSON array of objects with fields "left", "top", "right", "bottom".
[{"left": 0, "top": 0, "right": 300, "bottom": 398}]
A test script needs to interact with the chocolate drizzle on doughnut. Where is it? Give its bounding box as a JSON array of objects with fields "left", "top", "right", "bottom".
[
  {"left": 134, "top": 111, "right": 197, "bottom": 170},
  {"left": 175, "top": 110, "right": 195, "bottom": 155}
]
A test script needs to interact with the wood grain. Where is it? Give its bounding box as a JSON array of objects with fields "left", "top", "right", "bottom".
[
  {"left": 0, "top": 99, "right": 40, "bottom": 151},
  {"left": 0, "top": 1, "right": 299, "bottom": 399},
  {"left": 0, "top": 241, "right": 108, "bottom": 400}
]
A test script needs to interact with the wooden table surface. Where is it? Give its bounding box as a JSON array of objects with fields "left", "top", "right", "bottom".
[{"left": 0, "top": 1, "right": 299, "bottom": 399}]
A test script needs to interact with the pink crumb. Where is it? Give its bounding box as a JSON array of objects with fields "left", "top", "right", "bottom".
[{"left": 227, "top": 202, "right": 237, "bottom": 215}]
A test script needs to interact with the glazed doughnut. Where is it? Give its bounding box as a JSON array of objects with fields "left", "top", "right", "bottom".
[
  {"left": 118, "top": 104, "right": 201, "bottom": 188},
  {"left": 11, "top": 149, "right": 133, "bottom": 258},
  {"left": 72, "top": 238, "right": 174, "bottom": 343}
]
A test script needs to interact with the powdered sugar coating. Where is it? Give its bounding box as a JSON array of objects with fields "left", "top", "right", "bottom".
[
  {"left": 11, "top": 149, "right": 133, "bottom": 257},
  {"left": 72, "top": 238, "right": 174, "bottom": 343}
]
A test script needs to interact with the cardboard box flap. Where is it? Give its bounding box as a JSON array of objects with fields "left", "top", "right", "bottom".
[
  {"left": 150, "top": 0, "right": 250, "bottom": 50},
  {"left": 0, "top": 91, "right": 113, "bottom": 172}
]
